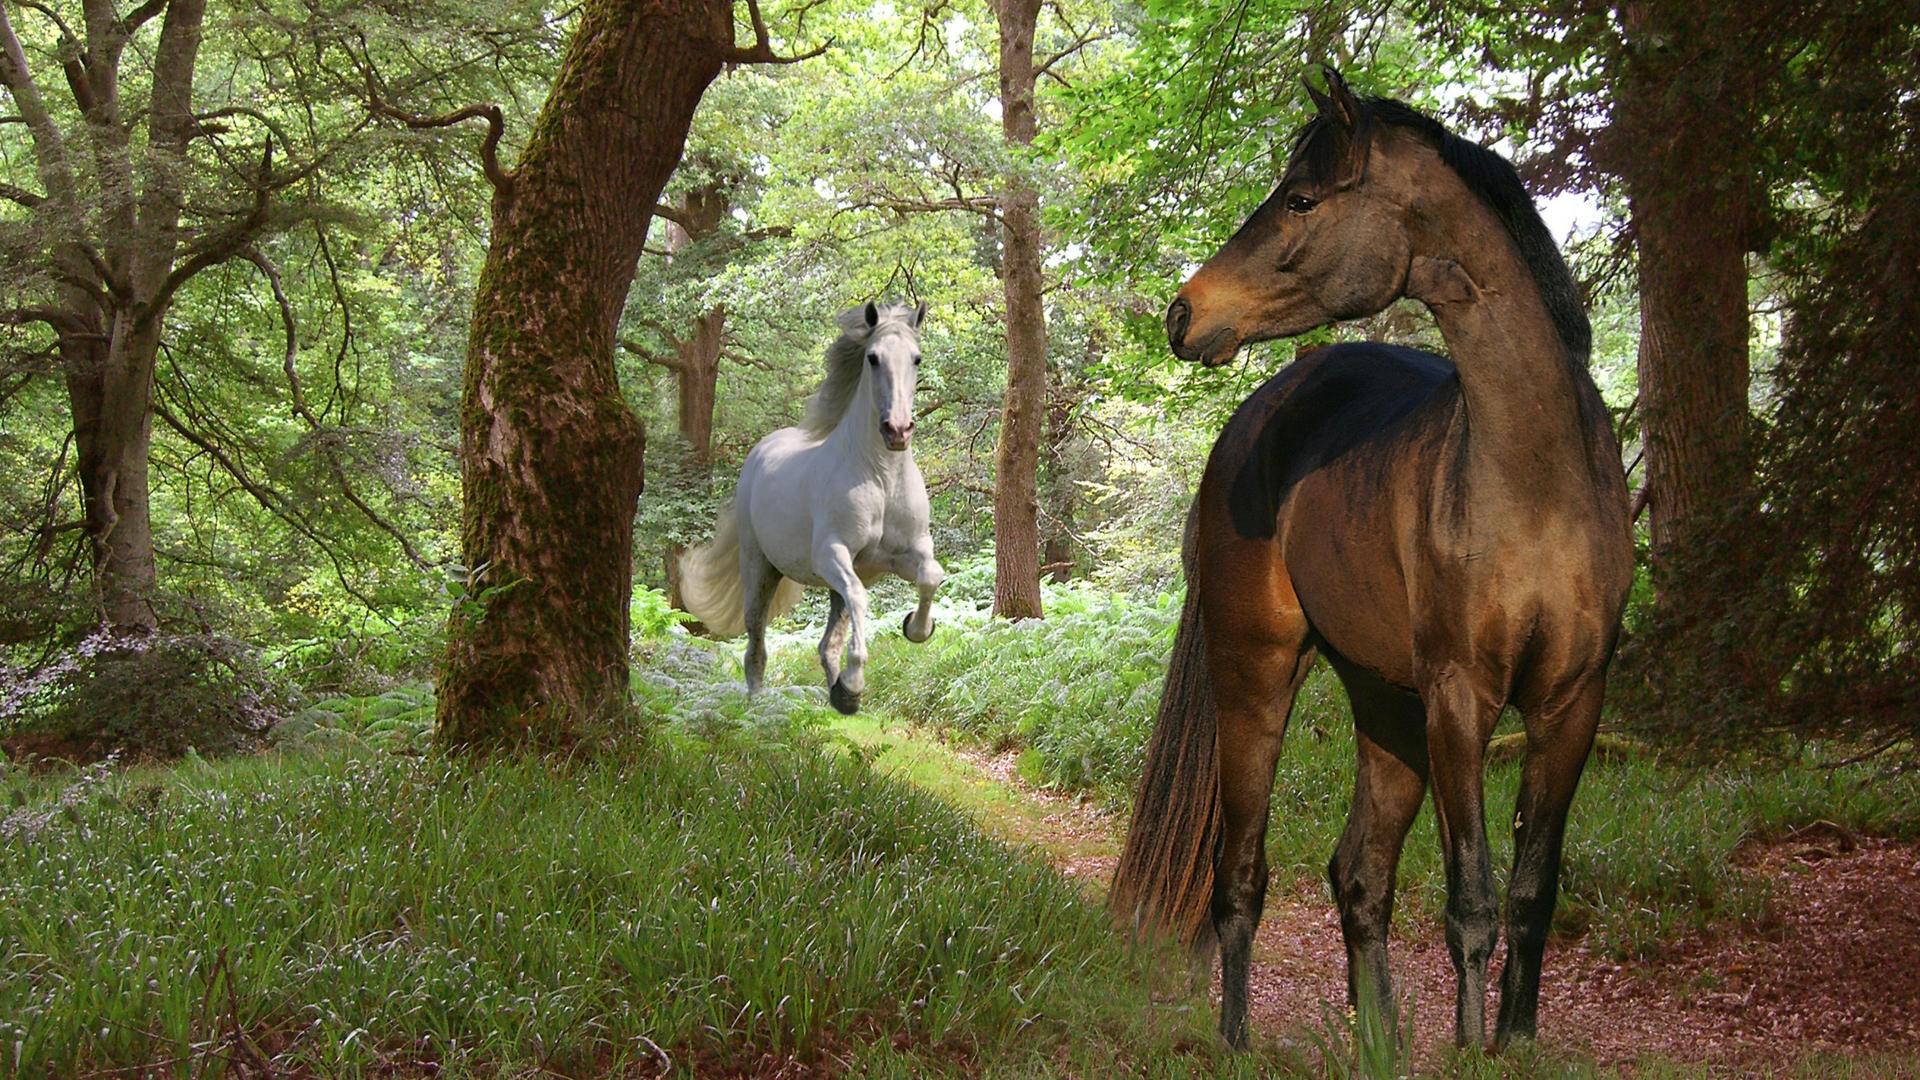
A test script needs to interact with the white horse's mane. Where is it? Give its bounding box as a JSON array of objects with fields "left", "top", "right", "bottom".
[{"left": 798, "top": 303, "right": 922, "bottom": 438}]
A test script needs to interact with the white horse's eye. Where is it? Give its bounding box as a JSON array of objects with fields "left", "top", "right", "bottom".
[
  {"left": 912, "top": 354, "right": 922, "bottom": 366},
  {"left": 867, "top": 352, "right": 879, "bottom": 366}
]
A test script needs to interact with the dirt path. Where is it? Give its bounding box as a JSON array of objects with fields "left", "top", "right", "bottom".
[{"left": 950, "top": 746, "right": 1920, "bottom": 1076}]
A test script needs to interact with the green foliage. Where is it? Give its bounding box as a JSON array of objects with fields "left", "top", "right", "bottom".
[
  {"left": 0, "top": 739, "right": 1236, "bottom": 1076},
  {"left": 276, "top": 683, "right": 438, "bottom": 755}
]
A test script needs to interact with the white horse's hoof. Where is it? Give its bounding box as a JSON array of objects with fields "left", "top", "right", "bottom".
[
  {"left": 903, "top": 613, "right": 935, "bottom": 644},
  {"left": 829, "top": 678, "right": 861, "bottom": 716}
]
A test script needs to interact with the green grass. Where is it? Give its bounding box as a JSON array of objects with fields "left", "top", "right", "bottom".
[
  {"left": 0, "top": 721, "right": 1249, "bottom": 1077},
  {"left": 10, "top": 578, "right": 1916, "bottom": 1078}
]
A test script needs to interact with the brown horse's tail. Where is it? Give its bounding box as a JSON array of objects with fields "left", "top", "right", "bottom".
[{"left": 1110, "top": 582, "right": 1221, "bottom": 956}]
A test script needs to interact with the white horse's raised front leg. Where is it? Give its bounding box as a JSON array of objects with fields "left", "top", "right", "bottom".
[
  {"left": 814, "top": 542, "right": 869, "bottom": 715},
  {"left": 818, "top": 590, "right": 850, "bottom": 689},
  {"left": 893, "top": 545, "right": 944, "bottom": 644}
]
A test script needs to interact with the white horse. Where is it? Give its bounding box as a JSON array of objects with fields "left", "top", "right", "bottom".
[{"left": 679, "top": 301, "right": 945, "bottom": 714}]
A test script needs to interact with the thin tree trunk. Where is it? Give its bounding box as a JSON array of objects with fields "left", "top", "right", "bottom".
[
  {"left": 436, "top": 0, "right": 731, "bottom": 748},
  {"left": 991, "top": 0, "right": 1047, "bottom": 620}
]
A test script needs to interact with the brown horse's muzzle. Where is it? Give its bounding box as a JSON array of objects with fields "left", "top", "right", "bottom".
[{"left": 1166, "top": 295, "right": 1240, "bottom": 367}]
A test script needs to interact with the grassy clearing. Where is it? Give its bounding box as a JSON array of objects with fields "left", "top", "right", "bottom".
[{"left": 0, "top": 714, "right": 1252, "bottom": 1077}]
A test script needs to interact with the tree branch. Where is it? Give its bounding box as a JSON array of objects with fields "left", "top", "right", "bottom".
[
  {"left": 145, "top": 138, "right": 277, "bottom": 325},
  {"left": 840, "top": 193, "right": 1001, "bottom": 220},
  {"left": 720, "top": 0, "right": 831, "bottom": 65},
  {"left": 0, "top": 180, "right": 45, "bottom": 207},
  {"left": 119, "top": 0, "right": 169, "bottom": 34},
  {"left": 1, "top": 306, "right": 88, "bottom": 336},
  {"left": 365, "top": 73, "right": 514, "bottom": 197},
  {"left": 1034, "top": 29, "right": 1107, "bottom": 85},
  {"left": 652, "top": 202, "right": 695, "bottom": 231}
]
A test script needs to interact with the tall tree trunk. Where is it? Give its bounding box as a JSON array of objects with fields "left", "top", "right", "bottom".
[
  {"left": 991, "top": 0, "right": 1047, "bottom": 620},
  {"left": 1614, "top": 3, "right": 1758, "bottom": 604},
  {"left": 436, "top": 0, "right": 731, "bottom": 748},
  {"left": 1039, "top": 334, "right": 1085, "bottom": 584}
]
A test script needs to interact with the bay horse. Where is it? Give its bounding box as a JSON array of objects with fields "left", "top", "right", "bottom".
[
  {"left": 679, "top": 302, "right": 944, "bottom": 714},
  {"left": 1111, "top": 71, "right": 1633, "bottom": 1051}
]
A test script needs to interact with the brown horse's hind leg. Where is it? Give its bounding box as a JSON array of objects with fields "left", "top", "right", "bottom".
[
  {"left": 1494, "top": 677, "right": 1602, "bottom": 1049},
  {"left": 1425, "top": 668, "right": 1503, "bottom": 1048},
  {"left": 1327, "top": 665, "right": 1429, "bottom": 1031},
  {"left": 1204, "top": 571, "right": 1314, "bottom": 1049}
]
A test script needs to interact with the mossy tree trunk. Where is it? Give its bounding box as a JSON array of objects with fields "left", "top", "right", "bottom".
[{"left": 436, "top": 0, "right": 735, "bottom": 748}]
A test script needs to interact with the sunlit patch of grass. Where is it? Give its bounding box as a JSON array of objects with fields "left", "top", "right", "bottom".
[{"left": 0, "top": 731, "right": 1249, "bottom": 1076}]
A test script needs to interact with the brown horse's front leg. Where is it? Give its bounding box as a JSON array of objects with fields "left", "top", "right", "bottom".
[
  {"left": 1327, "top": 665, "right": 1429, "bottom": 1033},
  {"left": 1424, "top": 668, "right": 1502, "bottom": 1049},
  {"left": 1494, "top": 677, "right": 1602, "bottom": 1049}
]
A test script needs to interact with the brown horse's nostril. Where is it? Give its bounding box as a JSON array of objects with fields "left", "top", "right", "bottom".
[{"left": 1166, "top": 297, "right": 1192, "bottom": 347}]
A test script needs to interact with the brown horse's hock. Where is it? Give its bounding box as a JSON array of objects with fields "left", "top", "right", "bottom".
[{"left": 1112, "top": 71, "right": 1633, "bottom": 1051}]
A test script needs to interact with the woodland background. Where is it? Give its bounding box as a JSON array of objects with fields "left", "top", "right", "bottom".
[
  {"left": 3, "top": 2, "right": 1920, "bottom": 1076},
  {"left": 3, "top": 0, "right": 1915, "bottom": 758}
]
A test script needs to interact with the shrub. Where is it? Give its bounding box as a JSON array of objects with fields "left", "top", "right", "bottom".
[{"left": 2, "top": 628, "right": 283, "bottom": 760}]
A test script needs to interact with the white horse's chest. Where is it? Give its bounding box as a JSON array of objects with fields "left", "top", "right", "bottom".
[{"left": 744, "top": 434, "right": 926, "bottom": 585}]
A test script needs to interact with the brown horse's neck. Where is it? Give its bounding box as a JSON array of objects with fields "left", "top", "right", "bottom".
[{"left": 1403, "top": 182, "right": 1596, "bottom": 502}]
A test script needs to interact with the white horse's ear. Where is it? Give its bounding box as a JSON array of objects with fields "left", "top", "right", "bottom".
[
  {"left": 912, "top": 302, "right": 928, "bottom": 329},
  {"left": 864, "top": 301, "right": 879, "bottom": 329}
]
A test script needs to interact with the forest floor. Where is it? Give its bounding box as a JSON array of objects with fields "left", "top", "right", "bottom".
[{"left": 854, "top": 723, "right": 1920, "bottom": 1077}]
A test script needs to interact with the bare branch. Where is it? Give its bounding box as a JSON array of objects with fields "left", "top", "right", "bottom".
[
  {"left": 1034, "top": 29, "right": 1107, "bottom": 85},
  {"left": 120, "top": 0, "right": 168, "bottom": 34},
  {"left": 365, "top": 73, "right": 514, "bottom": 196},
  {"left": 720, "top": 0, "right": 831, "bottom": 65},
  {"left": 0, "top": 180, "right": 44, "bottom": 207},
  {"left": 240, "top": 247, "right": 313, "bottom": 426}
]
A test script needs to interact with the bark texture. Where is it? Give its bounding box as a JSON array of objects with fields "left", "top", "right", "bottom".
[
  {"left": 1612, "top": 3, "right": 1759, "bottom": 594},
  {"left": 990, "top": 0, "right": 1048, "bottom": 620},
  {"left": 436, "top": 0, "right": 732, "bottom": 747}
]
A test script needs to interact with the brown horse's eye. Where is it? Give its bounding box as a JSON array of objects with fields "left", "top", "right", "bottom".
[{"left": 1285, "top": 193, "right": 1319, "bottom": 215}]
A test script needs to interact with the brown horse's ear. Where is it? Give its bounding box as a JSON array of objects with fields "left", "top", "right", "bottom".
[{"left": 1302, "top": 66, "right": 1372, "bottom": 188}]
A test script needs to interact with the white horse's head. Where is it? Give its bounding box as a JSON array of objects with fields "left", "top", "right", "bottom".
[{"left": 841, "top": 301, "right": 926, "bottom": 452}]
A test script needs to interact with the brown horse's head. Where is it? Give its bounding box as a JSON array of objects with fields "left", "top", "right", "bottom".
[{"left": 1166, "top": 69, "right": 1416, "bottom": 367}]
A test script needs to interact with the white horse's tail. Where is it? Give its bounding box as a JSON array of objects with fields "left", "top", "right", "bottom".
[{"left": 677, "top": 500, "right": 805, "bottom": 638}]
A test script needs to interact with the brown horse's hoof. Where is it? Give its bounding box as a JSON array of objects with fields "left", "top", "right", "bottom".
[
  {"left": 902, "top": 613, "right": 935, "bottom": 644},
  {"left": 829, "top": 678, "right": 860, "bottom": 715}
]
